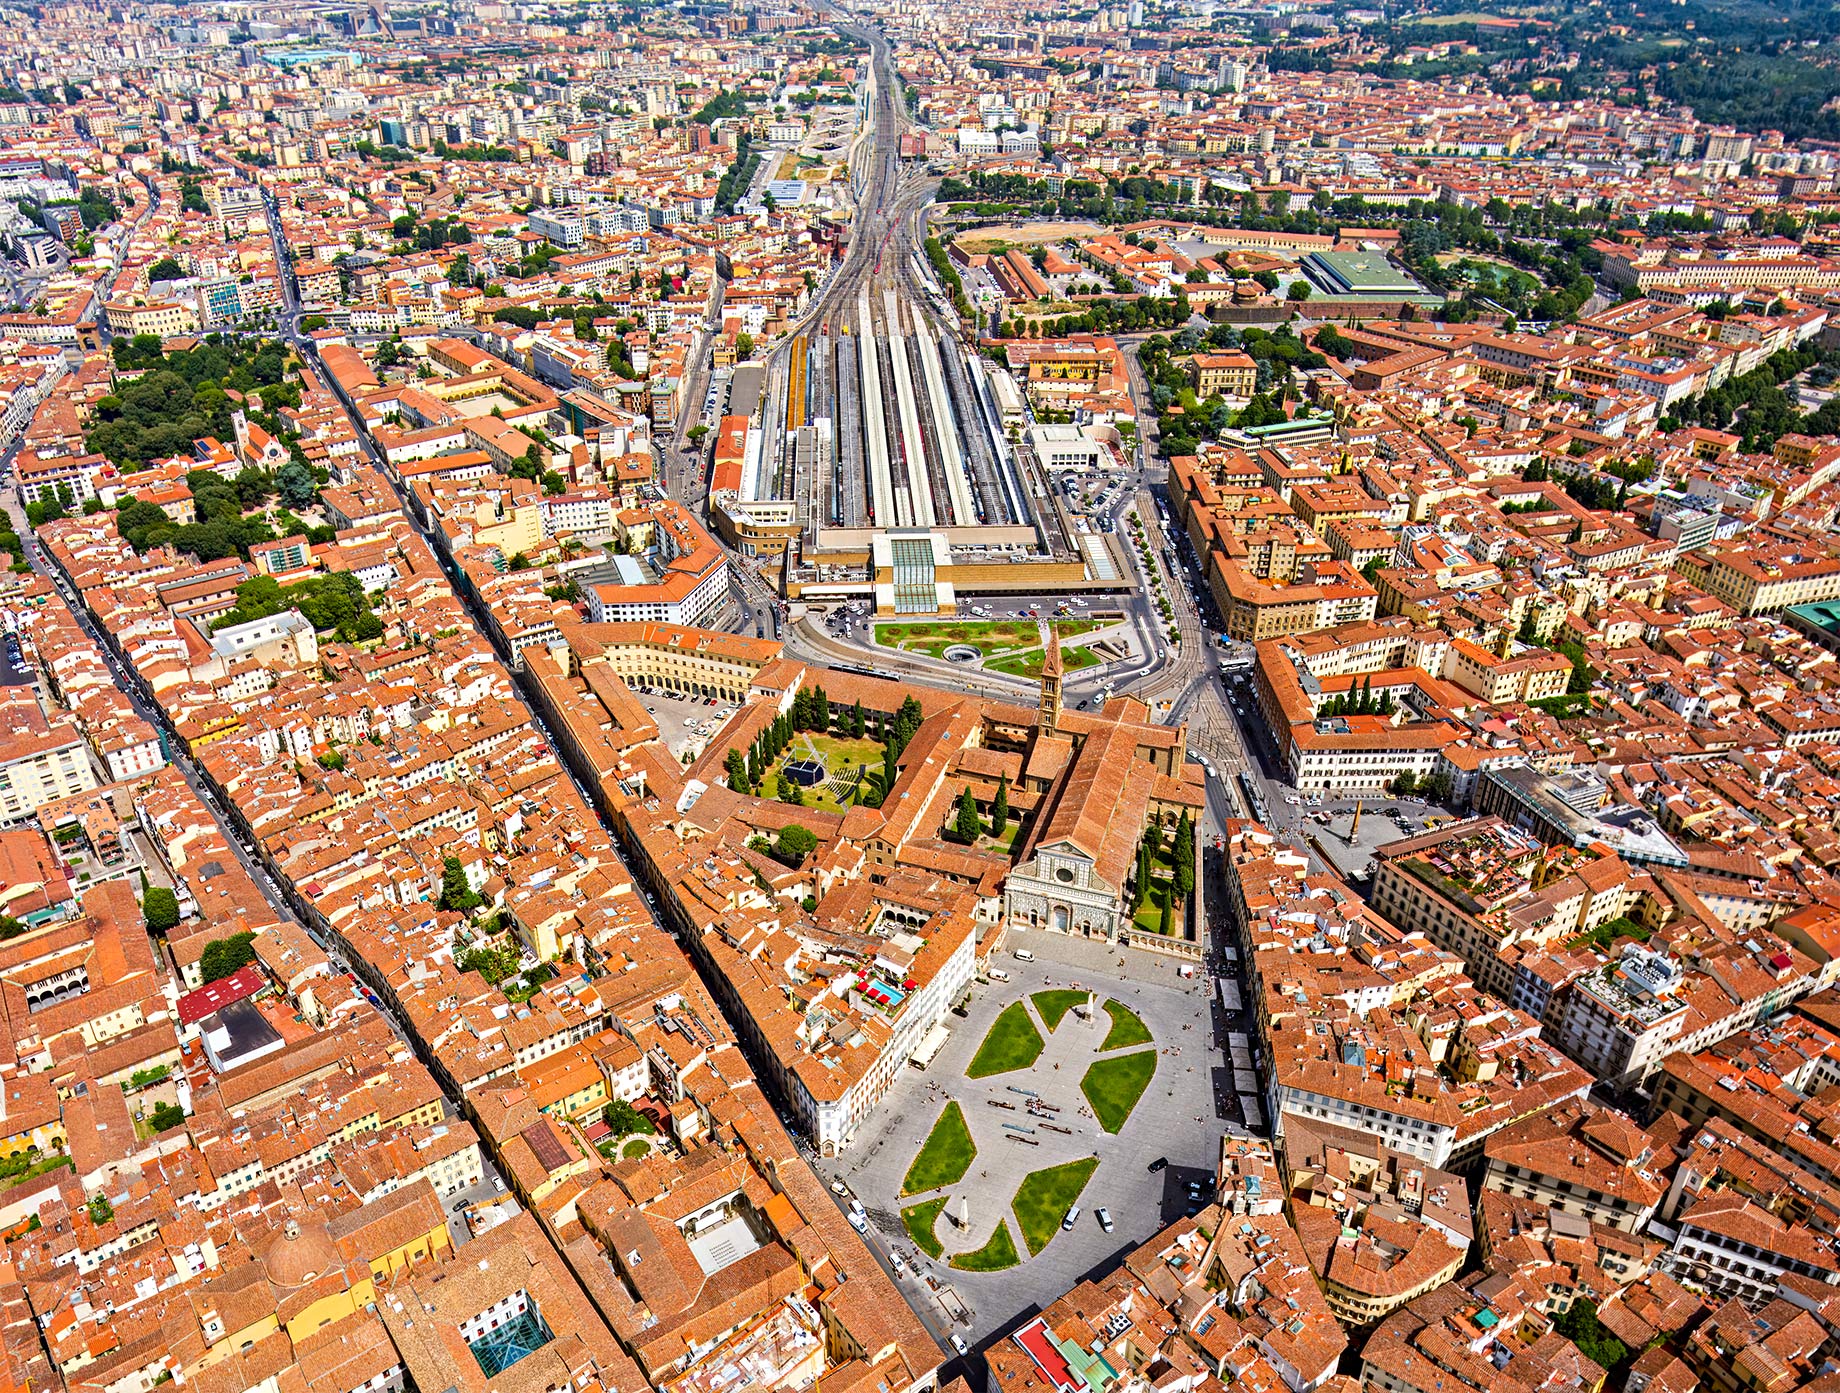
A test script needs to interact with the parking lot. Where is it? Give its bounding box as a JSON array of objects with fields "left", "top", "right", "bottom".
[
  {"left": 821, "top": 932, "right": 1231, "bottom": 1344},
  {"left": 628, "top": 684, "right": 739, "bottom": 762}
]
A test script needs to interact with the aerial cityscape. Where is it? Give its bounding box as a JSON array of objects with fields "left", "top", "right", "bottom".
[{"left": 2, "top": 1, "right": 1840, "bottom": 1392}]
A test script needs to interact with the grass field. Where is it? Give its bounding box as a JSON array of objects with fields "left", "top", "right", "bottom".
[
  {"left": 1032, "top": 990, "right": 1088, "bottom": 1032},
  {"left": 902, "top": 1102, "right": 977, "bottom": 1195},
  {"left": 1131, "top": 838, "right": 1181, "bottom": 935},
  {"left": 950, "top": 1219, "right": 1022, "bottom": 1271},
  {"left": 967, "top": 1001, "right": 1045, "bottom": 1078},
  {"left": 759, "top": 730, "right": 885, "bottom": 816},
  {"left": 984, "top": 817, "right": 1027, "bottom": 857},
  {"left": 875, "top": 619, "right": 1100, "bottom": 666},
  {"left": 902, "top": 1197, "right": 948, "bottom": 1258},
  {"left": 1133, "top": 883, "right": 1179, "bottom": 935},
  {"left": 1099, "top": 1000, "right": 1152, "bottom": 1051},
  {"left": 1082, "top": 1051, "right": 1158, "bottom": 1133},
  {"left": 1012, "top": 1157, "right": 1100, "bottom": 1256},
  {"left": 985, "top": 644, "right": 1103, "bottom": 680},
  {"left": 621, "top": 1138, "right": 650, "bottom": 1159}
]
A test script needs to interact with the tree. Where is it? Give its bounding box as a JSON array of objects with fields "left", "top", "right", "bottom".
[
  {"left": 198, "top": 931, "right": 257, "bottom": 984},
  {"left": 1554, "top": 1301, "right": 1628, "bottom": 1377},
  {"left": 812, "top": 685, "right": 829, "bottom": 730},
  {"left": 954, "top": 786, "right": 982, "bottom": 843},
  {"left": 776, "top": 768, "right": 803, "bottom": 804},
  {"left": 892, "top": 695, "right": 924, "bottom": 754},
  {"left": 991, "top": 772, "right": 1009, "bottom": 839},
  {"left": 776, "top": 824, "right": 818, "bottom": 865},
  {"left": 735, "top": 332, "right": 755, "bottom": 360},
  {"left": 142, "top": 885, "right": 180, "bottom": 934},
  {"left": 724, "top": 748, "right": 748, "bottom": 789},
  {"left": 1134, "top": 833, "right": 1155, "bottom": 912},
  {"left": 148, "top": 1102, "right": 186, "bottom": 1133},
  {"left": 603, "top": 1098, "right": 655, "bottom": 1135},
  {"left": 1171, "top": 811, "right": 1195, "bottom": 902},
  {"left": 1157, "top": 887, "right": 1173, "bottom": 935},
  {"left": 147, "top": 256, "right": 184, "bottom": 282},
  {"left": 1286, "top": 281, "right": 1313, "bottom": 302},
  {"left": 851, "top": 700, "right": 865, "bottom": 738},
  {"left": 1391, "top": 772, "right": 1418, "bottom": 796},
  {"left": 276, "top": 459, "right": 317, "bottom": 509},
  {"left": 437, "top": 855, "right": 481, "bottom": 913}
]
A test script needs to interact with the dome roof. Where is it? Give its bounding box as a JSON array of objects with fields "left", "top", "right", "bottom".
[{"left": 260, "top": 1217, "right": 338, "bottom": 1289}]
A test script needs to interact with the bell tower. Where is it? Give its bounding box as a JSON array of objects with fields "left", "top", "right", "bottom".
[{"left": 1038, "top": 623, "right": 1063, "bottom": 734}]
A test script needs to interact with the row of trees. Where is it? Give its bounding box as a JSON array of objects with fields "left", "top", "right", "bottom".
[
  {"left": 1390, "top": 770, "right": 1456, "bottom": 801},
  {"left": 1320, "top": 678, "right": 1396, "bottom": 719},
  {"left": 1128, "top": 812, "right": 1195, "bottom": 934}
]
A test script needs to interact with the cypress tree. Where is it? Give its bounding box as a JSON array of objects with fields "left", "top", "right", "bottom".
[
  {"left": 954, "top": 786, "right": 982, "bottom": 843},
  {"left": 1157, "top": 886, "right": 1172, "bottom": 935},
  {"left": 852, "top": 701, "right": 865, "bottom": 738},
  {"left": 1172, "top": 810, "right": 1195, "bottom": 901},
  {"left": 991, "top": 772, "right": 1009, "bottom": 838},
  {"left": 814, "top": 685, "right": 830, "bottom": 729}
]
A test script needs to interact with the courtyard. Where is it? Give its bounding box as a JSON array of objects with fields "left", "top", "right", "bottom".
[
  {"left": 759, "top": 729, "right": 887, "bottom": 815},
  {"left": 823, "top": 932, "right": 1224, "bottom": 1342}
]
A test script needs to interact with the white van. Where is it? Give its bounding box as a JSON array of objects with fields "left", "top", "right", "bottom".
[
  {"left": 848, "top": 1210, "right": 868, "bottom": 1234},
  {"left": 988, "top": 968, "right": 1010, "bottom": 982},
  {"left": 1061, "top": 1206, "right": 1081, "bottom": 1230},
  {"left": 1013, "top": 949, "right": 1035, "bottom": 962}
]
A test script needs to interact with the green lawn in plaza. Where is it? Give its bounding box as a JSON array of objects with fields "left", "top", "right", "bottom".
[
  {"left": 1099, "top": 999, "right": 1152, "bottom": 1051},
  {"left": 901, "top": 1196, "right": 948, "bottom": 1258},
  {"left": 1031, "top": 989, "right": 1088, "bottom": 1032},
  {"left": 949, "top": 1218, "right": 1022, "bottom": 1271},
  {"left": 984, "top": 643, "right": 1103, "bottom": 680},
  {"left": 1081, "top": 1050, "right": 1158, "bottom": 1133},
  {"left": 901, "top": 1101, "right": 978, "bottom": 1196},
  {"left": 966, "top": 1001, "right": 1046, "bottom": 1078},
  {"left": 1012, "top": 1157, "right": 1100, "bottom": 1256},
  {"left": 875, "top": 619, "right": 1100, "bottom": 664}
]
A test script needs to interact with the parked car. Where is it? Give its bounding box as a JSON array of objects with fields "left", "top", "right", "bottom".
[{"left": 1096, "top": 1207, "right": 1114, "bottom": 1233}]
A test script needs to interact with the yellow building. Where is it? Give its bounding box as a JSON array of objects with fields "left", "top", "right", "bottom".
[
  {"left": 0, "top": 1074, "right": 64, "bottom": 1159},
  {"left": 1190, "top": 351, "right": 1257, "bottom": 399},
  {"left": 519, "top": 1041, "right": 611, "bottom": 1121},
  {"left": 1676, "top": 542, "right": 1840, "bottom": 616},
  {"left": 1443, "top": 639, "right": 1572, "bottom": 704}
]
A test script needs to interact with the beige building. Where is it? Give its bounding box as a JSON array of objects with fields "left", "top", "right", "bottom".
[
  {"left": 1479, "top": 1098, "right": 1666, "bottom": 1233},
  {"left": 0, "top": 721, "right": 97, "bottom": 824},
  {"left": 1675, "top": 540, "right": 1840, "bottom": 616}
]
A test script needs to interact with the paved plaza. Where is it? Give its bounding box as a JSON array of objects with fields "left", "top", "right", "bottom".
[{"left": 819, "top": 932, "right": 1227, "bottom": 1343}]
